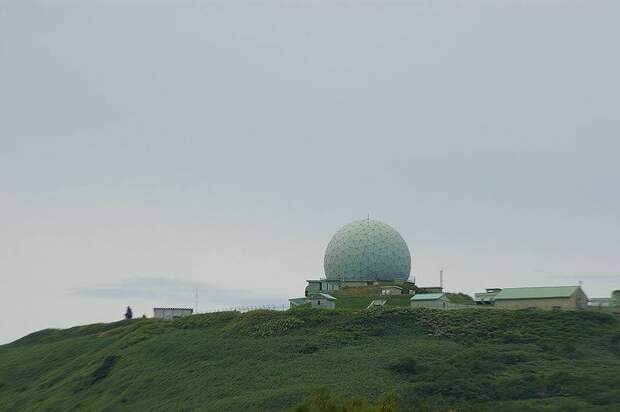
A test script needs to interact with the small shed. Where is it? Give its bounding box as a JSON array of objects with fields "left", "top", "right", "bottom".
[
  {"left": 410, "top": 293, "right": 449, "bottom": 309},
  {"left": 381, "top": 285, "right": 403, "bottom": 296},
  {"left": 153, "top": 307, "right": 193, "bottom": 320},
  {"left": 308, "top": 293, "right": 337, "bottom": 310}
]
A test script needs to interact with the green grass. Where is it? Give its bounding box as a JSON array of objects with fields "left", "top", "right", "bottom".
[
  {"left": 332, "top": 288, "right": 474, "bottom": 309},
  {"left": 1, "top": 308, "right": 619, "bottom": 411},
  {"left": 445, "top": 292, "right": 475, "bottom": 305}
]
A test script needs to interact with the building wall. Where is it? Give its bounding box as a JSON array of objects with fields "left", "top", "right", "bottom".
[
  {"left": 306, "top": 282, "right": 321, "bottom": 295},
  {"left": 416, "top": 287, "right": 443, "bottom": 294},
  {"left": 153, "top": 308, "right": 193, "bottom": 320},
  {"left": 495, "top": 297, "right": 578, "bottom": 310},
  {"left": 309, "top": 298, "right": 336, "bottom": 310},
  {"left": 613, "top": 290, "right": 620, "bottom": 306},
  {"left": 410, "top": 300, "right": 448, "bottom": 309},
  {"left": 322, "top": 281, "right": 341, "bottom": 291},
  {"left": 306, "top": 281, "right": 341, "bottom": 295}
]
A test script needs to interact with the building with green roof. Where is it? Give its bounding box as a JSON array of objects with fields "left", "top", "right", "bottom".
[
  {"left": 410, "top": 293, "right": 449, "bottom": 309},
  {"left": 494, "top": 286, "right": 587, "bottom": 310}
]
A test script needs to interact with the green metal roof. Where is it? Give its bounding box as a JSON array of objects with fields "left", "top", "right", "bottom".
[
  {"left": 411, "top": 293, "right": 446, "bottom": 301},
  {"left": 495, "top": 286, "right": 581, "bottom": 300}
]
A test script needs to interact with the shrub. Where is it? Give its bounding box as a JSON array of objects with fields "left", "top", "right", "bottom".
[
  {"left": 91, "top": 355, "right": 119, "bottom": 384},
  {"left": 299, "top": 344, "right": 318, "bottom": 354},
  {"left": 389, "top": 356, "right": 419, "bottom": 375},
  {"left": 237, "top": 316, "right": 305, "bottom": 337}
]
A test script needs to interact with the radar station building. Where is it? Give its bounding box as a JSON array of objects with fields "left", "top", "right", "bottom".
[
  {"left": 290, "top": 218, "right": 414, "bottom": 309},
  {"left": 305, "top": 219, "right": 412, "bottom": 296}
]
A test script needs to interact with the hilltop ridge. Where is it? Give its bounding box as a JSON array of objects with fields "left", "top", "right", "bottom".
[{"left": 1, "top": 308, "right": 619, "bottom": 411}]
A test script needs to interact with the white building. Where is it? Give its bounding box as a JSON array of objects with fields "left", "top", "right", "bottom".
[{"left": 153, "top": 307, "right": 193, "bottom": 320}]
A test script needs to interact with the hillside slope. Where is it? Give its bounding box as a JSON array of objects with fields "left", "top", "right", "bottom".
[{"left": 1, "top": 308, "right": 619, "bottom": 411}]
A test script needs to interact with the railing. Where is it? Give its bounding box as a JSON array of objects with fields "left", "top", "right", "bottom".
[{"left": 198, "top": 304, "right": 289, "bottom": 314}]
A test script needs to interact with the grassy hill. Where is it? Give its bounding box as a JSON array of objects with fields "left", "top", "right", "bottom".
[
  {"left": 331, "top": 286, "right": 475, "bottom": 309},
  {"left": 1, "top": 308, "right": 620, "bottom": 411}
]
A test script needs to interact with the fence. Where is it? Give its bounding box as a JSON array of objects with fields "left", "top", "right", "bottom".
[{"left": 198, "top": 304, "right": 289, "bottom": 314}]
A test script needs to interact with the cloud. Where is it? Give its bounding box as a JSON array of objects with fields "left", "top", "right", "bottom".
[
  {"left": 554, "top": 274, "right": 620, "bottom": 282},
  {"left": 75, "top": 277, "right": 284, "bottom": 306}
]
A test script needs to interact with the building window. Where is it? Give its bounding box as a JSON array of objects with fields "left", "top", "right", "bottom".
[
  {"left": 317, "top": 300, "right": 321, "bottom": 305},
  {"left": 552, "top": 306, "right": 561, "bottom": 311}
]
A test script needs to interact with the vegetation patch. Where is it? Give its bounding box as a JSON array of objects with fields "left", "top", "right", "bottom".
[
  {"left": 611, "top": 331, "right": 620, "bottom": 357},
  {"left": 292, "top": 387, "right": 399, "bottom": 412},
  {"left": 299, "top": 343, "right": 318, "bottom": 354},
  {"left": 174, "top": 311, "right": 241, "bottom": 330},
  {"left": 225, "top": 311, "right": 306, "bottom": 337},
  {"left": 90, "top": 355, "right": 119, "bottom": 384},
  {"left": 389, "top": 356, "right": 420, "bottom": 376},
  {"left": 445, "top": 292, "right": 475, "bottom": 305}
]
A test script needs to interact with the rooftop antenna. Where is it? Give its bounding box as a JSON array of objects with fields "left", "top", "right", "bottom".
[{"left": 440, "top": 269, "right": 444, "bottom": 290}]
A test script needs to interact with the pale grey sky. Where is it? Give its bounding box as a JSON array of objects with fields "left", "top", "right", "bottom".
[{"left": 1, "top": 1, "right": 619, "bottom": 344}]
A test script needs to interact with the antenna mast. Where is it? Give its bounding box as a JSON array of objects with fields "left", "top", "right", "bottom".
[
  {"left": 194, "top": 288, "right": 199, "bottom": 314},
  {"left": 440, "top": 269, "right": 444, "bottom": 290}
]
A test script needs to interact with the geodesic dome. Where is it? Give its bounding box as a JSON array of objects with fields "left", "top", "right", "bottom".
[{"left": 323, "top": 219, "right": 411, "bottom": 282}]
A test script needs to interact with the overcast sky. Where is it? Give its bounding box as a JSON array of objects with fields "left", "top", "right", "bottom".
[{"left": 2, "top": 0, "right": 619, "bottom": 344}]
